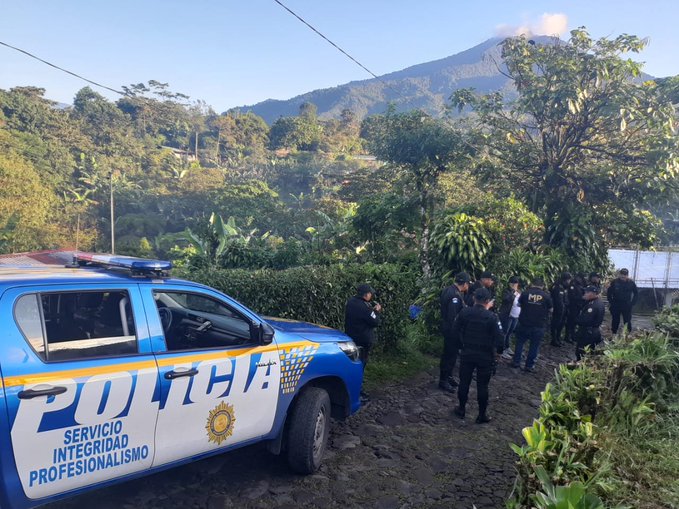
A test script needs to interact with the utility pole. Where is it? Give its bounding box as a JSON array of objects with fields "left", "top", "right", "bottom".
[{"left": 110, "top": 171, "right": 115, "bottom": 254}]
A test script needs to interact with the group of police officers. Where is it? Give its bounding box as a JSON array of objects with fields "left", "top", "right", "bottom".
[{"left": 344, "top": 269, "right": 639, "bottom": 421}]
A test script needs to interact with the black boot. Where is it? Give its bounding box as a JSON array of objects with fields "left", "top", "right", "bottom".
[
  {"left": 438, "top": 376, "right": 458, "bottom": 393},
  {"left": 454, "top": 406, "right": 466, "bottom": 419},
  {"left": 475, "top": 413, "right": 492, "bottom": 424}
]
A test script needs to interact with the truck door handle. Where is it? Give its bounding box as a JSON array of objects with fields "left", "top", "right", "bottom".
[
  {"left": 18, "top": 386, "right": 68, "bottom": 399},
  {"left": 164, "top": 368, "right": 199, "bottom": 380}
]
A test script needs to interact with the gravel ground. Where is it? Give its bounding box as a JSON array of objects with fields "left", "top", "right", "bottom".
[{"left": 48, "top": 341, "right": 576, "bottom": 509}]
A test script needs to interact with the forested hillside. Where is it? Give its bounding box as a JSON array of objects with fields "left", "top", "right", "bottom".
[
  {"left": 240, "top": 37, "right": 515, "bottom": 123},
  {"left": 0, "top": 30, "right": 678, "bottom": 273}
]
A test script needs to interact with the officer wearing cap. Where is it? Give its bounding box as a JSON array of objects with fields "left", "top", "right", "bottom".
[
  {"left": 589, "top": 272, "right": 602, "bottom": 292},
  {"left": 575, "top": 285, "right": 605, "bottom": 360},
  {"left": 452, "top": 287, "right": 504, "bottom": 424},
  {"left": 606, "top": 268, "right": 639, "bottom": 334},
  {"left": 512, "top": 277, "right": 553, "bottom": 372},
  {"left": 465, "top": 271, "right": 496, "bottom": 307},
  {"left": 344, "top": 283, "right": 382, "bottom": 369},
  {"left": 549, "top": 272, "right": 571, "bottom": 347},
  {"left": 439, "top": 272, "right": 471, "bottom": 392}
]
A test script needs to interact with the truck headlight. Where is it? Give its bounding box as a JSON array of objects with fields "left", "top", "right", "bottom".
[{"left": 338, "top": 341, "right": 360, "bottom": 361}]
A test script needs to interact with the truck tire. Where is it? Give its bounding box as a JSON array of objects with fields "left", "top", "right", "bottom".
[{"left": 286, "top": 387, "right": 331, "bottom": 474}]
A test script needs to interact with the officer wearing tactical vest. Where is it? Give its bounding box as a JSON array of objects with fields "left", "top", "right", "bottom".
[
  {"left": 452, "top": 287, "right": 504, "bottom": 424},
  {"left": 512, "top": 278, "right": 553, "bottom": 372},
  {"left": 438, "top": 272, "right": 471, "bottom": 392},
  {"left": 575, "top": 285, "right": 605, "bottom": 360}
]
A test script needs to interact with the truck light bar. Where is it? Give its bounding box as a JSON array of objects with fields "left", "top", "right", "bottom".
[{"left": 73, "top": 253, "right": 172, "bottom": 276}]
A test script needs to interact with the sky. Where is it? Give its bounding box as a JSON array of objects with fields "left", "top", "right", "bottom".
[{"left": 2, "top": 1, "right": 679, "bottom": 112}]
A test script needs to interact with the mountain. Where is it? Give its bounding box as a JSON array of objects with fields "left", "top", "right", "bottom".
[{"left": 238, "top": 37, "right": 530, "bottom": 124}]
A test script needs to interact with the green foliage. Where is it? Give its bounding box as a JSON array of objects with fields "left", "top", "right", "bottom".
[
  {"left": 182, "top": 263, "right": 418, "bottom": 350},
  {"left": 0, "top": 151, "right": 62, "bottom": 252},
  {"left": 508, "top": 310, "right": 679, "bottom": 508},
  {"left": 362, "top": 110, "right": 472, "bottom": 277},
  {"left": 457, "top": 197, "right": 544, "bottom": 255},
  {"left": 453, "top": 29, "right": 679, "bottom": 253},
  {"left": 545, "top": 206, "right": 609, "bottom": 272},
  {"left": 532, "top": 466, "right": 605, "bottom": 509},
  {"left": 429, "top": 212, "right": 491, "bottom": 275},
  {"left": 653, "top": 304, "right": 679, "bottom": 339},
  {"left": 492, "top": 248, "right": 567, "bottom": 287},
  {"left": 604, "top": 332, "right": 679, "bottom": 414},
  {"left": 351, "top": 192, "right": 419, "bottom": 263},
  {"left": 269, "top": 115, "right": 323, "bottom": 151}
]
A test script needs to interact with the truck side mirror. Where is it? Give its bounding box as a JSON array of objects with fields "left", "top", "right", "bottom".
[{"left": 251, "top": 322, "right": 275, "bottom": 345}]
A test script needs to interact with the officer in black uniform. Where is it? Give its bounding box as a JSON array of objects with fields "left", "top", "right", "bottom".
[
  {"left": 512, "top": 278, "right": 552, "bottom": 372},
  {"left": 465, "top": 271, "right": 496, "bottom": 307},
  {"left": 344, "top": 284, "right": 382, "bottom": 400},
  {"left": 549, "top": 272, "right": 571, "bottom": 347},
  {"left": 589, "top": 272, "right": 602, "bottom": 292},
  {"left": 607, "top": 268, "right": 639, "bottom": 334},
  {"left": 452, "top": 288, "right": 504, "bottom": 424},
  {"left": 564, "top": 274, "right": 585, "bottom": 343},
  {"left": 438, "top": 272, "right": 471, "bottom": 392},
  {"left": 575, "top": 285, "right": 605, "bottom": 361}
]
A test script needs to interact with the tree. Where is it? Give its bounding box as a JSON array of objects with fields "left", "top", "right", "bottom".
[
  {"left": 72, "top": 87, "right": 133, "bottom": 155},
  {"left": 117, "top": 80, "right": 191, "bottom": 147},
  {"left": 0, "top": 151, "right": 60, "bottom": 252},
  {"left": 269, "top": 103, "right": 323, "bottom": 152},
  {"left": 362, "top": 111, "right": 471, "bottom": 277},
  {"left": 299, "top": 101, "right": 318, "bottom": 121},
  {"left": 452, "top": 29, "right": 679, "bottom": 255},
  {"left": 211, "top": 111, "right": 269, "bottom": 165}
]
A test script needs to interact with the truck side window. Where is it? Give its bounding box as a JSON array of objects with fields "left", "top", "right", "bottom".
[
  {"left": 15, "top": 294, "right": 46, "bottom": 357},
  {"left": 154, "top": 291, "right": 252, "bottom": 351},
  {"left": 14, "top": 291, "right": 138, "bottom": 362}
]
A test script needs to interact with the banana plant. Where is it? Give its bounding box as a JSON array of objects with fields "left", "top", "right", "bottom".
[{"left": 180, "top": 212, "right": 238, "bottom": 264}]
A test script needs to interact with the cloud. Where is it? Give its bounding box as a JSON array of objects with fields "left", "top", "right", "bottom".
[{"left": 495, "top": 13, "right": 568, "bottom": 38}]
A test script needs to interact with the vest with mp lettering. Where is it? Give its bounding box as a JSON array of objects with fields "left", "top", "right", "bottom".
[{"left": 518, "top": 287, "right": 553, "bottom": 328}]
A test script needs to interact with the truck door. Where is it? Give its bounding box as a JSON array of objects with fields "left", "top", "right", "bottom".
[
  {"left": 139, "top": 284, "right": 280, "bottom": 467},
  {"left": 0, "top": 284, "right": 159, "bottom": 500}
]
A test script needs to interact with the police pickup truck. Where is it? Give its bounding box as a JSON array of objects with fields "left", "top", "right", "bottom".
[{"left": 0, "top": 253, "right": 363, "bottom": 509}]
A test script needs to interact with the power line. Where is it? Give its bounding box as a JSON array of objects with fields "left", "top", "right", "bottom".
[
  {"left": 271, "top": 0, "right": 382, "bottom": 81},
  {"left": 0, "top": 40, "right": 125, "bottom": 96}
]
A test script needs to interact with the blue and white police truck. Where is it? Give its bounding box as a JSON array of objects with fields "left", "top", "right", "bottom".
[{"left": 0, "top": 253, "right": 363, "bottom": 509}]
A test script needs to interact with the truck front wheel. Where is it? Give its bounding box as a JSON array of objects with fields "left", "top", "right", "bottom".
[{"left": 286, "top": 387, "right": 331, "bottom": 474}]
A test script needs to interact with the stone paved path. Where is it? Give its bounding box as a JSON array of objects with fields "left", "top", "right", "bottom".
[{"left": 48, "top": 343, "right": 574, "bottom": 509}]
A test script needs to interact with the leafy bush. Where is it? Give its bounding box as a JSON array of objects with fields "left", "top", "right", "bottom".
[
  {"left": 492, "top": 247, "right": 567, "bottom": 286},
  {"left": 508, "top": 320, "right": 679, "bottom": 508},
  {"left": 181, "top": 263, "right": 418, "bottom": 350},
  {"left": 429, "top": 212, "right": 491, "bottom": 275},
  {"left": 457, "top": 197, "right": 544, "bottom": 255},
  {"left": 654, "top": 304, "right": 679, "bottom": 340}
]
